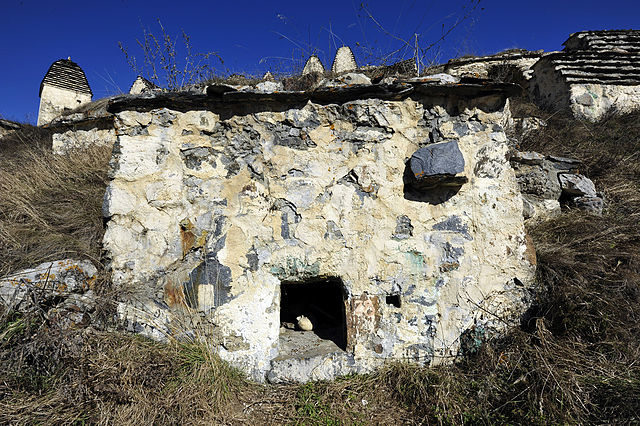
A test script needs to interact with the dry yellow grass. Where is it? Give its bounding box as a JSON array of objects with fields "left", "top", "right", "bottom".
[{"left": 0, "top": 126, "right": 110, "bottom": 276}]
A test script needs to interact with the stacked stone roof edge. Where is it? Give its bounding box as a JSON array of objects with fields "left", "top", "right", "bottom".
[
  {"left": 563, "top": 29, "right": 640, "bottom": 50},
  {"left": 39, "top": 59, "right": 92, "bottom": 97},
  {"left": 540, "top": 30, "right": 640, "bottom": 86}
]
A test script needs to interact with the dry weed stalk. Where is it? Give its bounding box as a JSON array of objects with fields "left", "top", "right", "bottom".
[{"left": 119, "top": 20, "right": 223, "bottom": 91}]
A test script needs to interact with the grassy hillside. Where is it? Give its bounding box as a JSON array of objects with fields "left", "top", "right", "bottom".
[{"left": 0, "top": 105, "right": 639, "bottom": 424}]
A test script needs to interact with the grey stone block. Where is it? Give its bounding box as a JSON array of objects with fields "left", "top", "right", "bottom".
[
  {"left": 510, "top": 151, "right": 545, "bottom": 165},
  {"left": 573, "top": 196, "right": 604, "bottom": 214},
  {"left": 546, "top": 155, "right": 582, "bottom": 172},
  {"left": 558, "top": 173, "right": 597, "bottom": 197},
  {"left": 513, "top": 162, "right": 562, "bottom": 200},
  {"left": 575, "top": 93, "right": 594, "bottom": 106},
  {"left": 409, "top": 140, "right": 467, "bottom": 189}
]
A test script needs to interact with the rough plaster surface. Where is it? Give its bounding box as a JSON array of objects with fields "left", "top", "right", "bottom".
[
  {"left": 103, "top": 93, "right": 535, "bottom": 382},
  {"left": 529, "top": 65, "right": 571, "bottom": 111},
  {"left": 38, "top": 85, "right": 91, "bottom": 126},
  {"left": 531, "top": 77, "right": 640, "bottom": 122}
]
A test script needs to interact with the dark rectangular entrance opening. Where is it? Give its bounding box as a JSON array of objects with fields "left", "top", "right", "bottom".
[{"left": 279, "top": 277, "right": 347, "bottom": 352}]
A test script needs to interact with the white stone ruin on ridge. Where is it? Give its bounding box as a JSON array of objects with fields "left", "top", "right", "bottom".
[
  {"left": 129, "top": 76, "right": 160, "bottom": 95},
  {"left": 302, "top": 55, "right": 325, "bottom": 76},
  {"left": 331, "top": 46, "right": 357, "bottom": 74}
]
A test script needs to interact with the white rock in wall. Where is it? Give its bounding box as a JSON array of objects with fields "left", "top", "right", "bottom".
[
  {"left": 320, "top": 73, "right": 372, "bottom": 88},
  {"left": 255, "top": 81, "right": 284, "bottom": 93}
]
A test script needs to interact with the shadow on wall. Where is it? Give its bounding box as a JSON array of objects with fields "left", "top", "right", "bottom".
[{"left": 402, "top": 161, "right": 463, "bottom": 204}]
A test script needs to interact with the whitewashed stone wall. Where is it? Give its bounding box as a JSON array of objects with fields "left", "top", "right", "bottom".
[
  {"left": 530, "top": 74, "right": 640, "bottom": 121},
  {"left": 569, "top": 83, "right": 640, "bottom": 121},
  {"left": 103, "top": 93, "right": 535, "bottom": 381},
  {"left": 38, "top": 85, "right": 92, "bottom": 126}
]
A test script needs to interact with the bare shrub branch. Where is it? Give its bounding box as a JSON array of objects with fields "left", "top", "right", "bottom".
[{"left": 118, "top": 20, "right": 223, "bottom": 90}]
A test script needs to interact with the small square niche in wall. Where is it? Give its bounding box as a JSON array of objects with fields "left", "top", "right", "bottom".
[{"left": 386, "top": 294, "right": 401, "bottom": 308}]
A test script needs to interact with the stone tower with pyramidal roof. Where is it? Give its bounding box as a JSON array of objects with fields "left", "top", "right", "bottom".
[{"left": 37, "top": 58, "right": 92, "bottom": 126}]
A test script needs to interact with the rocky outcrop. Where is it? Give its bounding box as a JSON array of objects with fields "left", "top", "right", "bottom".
[
  {"left": 0, "top": 259, "right": 99, "bottom": 329},
  {"left": 101, "top": 79, "right": 535, "bottom": 382},
  {"left": 510, "top": 151, "right": 603, "bottom": 219}
]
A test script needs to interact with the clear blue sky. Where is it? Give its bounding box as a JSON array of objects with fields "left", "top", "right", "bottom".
[{"left": 1, "top": 0, "right": 638, "bottom": 123}]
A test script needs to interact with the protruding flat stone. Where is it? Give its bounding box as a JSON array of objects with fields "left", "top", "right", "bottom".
[
  {"left": 319, "top": 72, "right": 372, "bottom": 88},
  {"left": 510, "top": 151, "right": 545, "bottom": 165},
  {"left": 409, "top": 140, "right": 467, "bottom": 189},
  {"left": 405, "top": 73, "right": 460, "bottom": 84},
  {"left": 546, "top": 155, "right": 582, "bottom": 172}
]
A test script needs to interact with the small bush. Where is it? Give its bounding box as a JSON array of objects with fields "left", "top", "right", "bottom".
[{"left": 488, "top": 63, "right": 527, "bottom": 87}]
